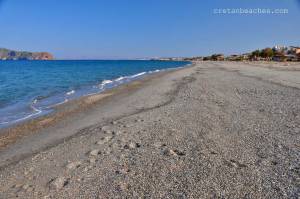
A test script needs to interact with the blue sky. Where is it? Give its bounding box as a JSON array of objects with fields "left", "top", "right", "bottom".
[{"left": 0, "top": 0, "right": 299, "bottom": 59}]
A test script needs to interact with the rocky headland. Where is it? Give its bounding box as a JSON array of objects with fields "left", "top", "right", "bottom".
[{"left": 0, "top": 48, "right": 54, "bottom": 60}]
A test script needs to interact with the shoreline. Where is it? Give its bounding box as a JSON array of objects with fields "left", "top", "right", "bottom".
[
  {"left": 0, "top": 63, "right": 190, "bottom": 130},
  {"left": 0, "top": 64, "right": 194, "bottom": 167},
  {"left": 0, "top": 60, "right": 190, "bottom": 130}
]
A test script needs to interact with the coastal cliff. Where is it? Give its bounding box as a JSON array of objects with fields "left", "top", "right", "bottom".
[{"left": 0, "top": 48, "right": 54, "bottom": 60}]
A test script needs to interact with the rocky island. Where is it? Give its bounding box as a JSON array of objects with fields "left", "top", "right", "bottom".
[{"left": 0, "top": 48, "right": 54, "bottom": 60}]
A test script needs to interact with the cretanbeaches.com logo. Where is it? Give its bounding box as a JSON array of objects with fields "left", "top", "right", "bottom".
[{"left": 213, "top": 8, "right": 289, "bottom": 15}]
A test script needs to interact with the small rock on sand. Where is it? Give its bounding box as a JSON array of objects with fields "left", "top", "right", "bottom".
[
  {"left": 129, "top": 142, "right": 141, "bottom": 149},
  {"left": 89, "top": 158, "right": 97, "bottom": 164},
  {"left": 12, "top": 184, "right": 23, "bottom": 189},
  {"left": 135, "top": 119, "right": 144, "bottom": 122},
  {"left": 26, "top": 186, "right": 34, "bottom": 192},
  {"left": 124, "top": 142, "right": 141, "bottom": 149},
  {"left": 101, "top": 126, "right": 110, "bottom": 131},
  {"left": 163, "top": 149, "right": 185, "bottom": 156},
  {"left": 115, "top": 130, "right": 123, "bottom": 135},
  {"left": 22, "top": 184, "right": 30, "bottom": 190},
  {"left": 96, "top": 136, "right": 113, "bottom": 145},
  {"left": 66, "top": 161, "right": 81, "bottom": 170},
  {"left": 24, "top": 167, "right": 34, "bottom": 175},
  {"left": 49, "top": 177, "right": 69, "bottom": 190},
  {"left": 154, "top": 142, "right": 166, "bottom": 148},
  {"left": 89, "top": 149, "right": 100, "bottom": 156},
  {"left": 104, "top": 130, "right": 112, "bottom": 134},
  {"left": 169, "top": 149, "right": 179, "bottom": 156}
]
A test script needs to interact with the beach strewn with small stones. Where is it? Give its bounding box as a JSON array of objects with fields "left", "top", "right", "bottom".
[{"left": 0, "top": 62, "right": 300, "bottom": 198}]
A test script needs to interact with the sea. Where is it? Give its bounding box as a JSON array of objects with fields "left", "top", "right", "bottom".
[{"left": 0, "top": 60, "right": 190, "bottom": 128}]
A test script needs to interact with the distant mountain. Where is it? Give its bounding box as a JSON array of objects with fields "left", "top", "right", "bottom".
[{"left": 0, "top": 48, "right": 54, "bottom": 60}]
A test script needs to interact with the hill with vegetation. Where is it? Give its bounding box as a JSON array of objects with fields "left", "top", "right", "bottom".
[{"left": 0, "top": 48, "right": 54, "bottom": 60}]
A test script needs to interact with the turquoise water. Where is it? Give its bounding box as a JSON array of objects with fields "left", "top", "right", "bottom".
[{"left": 0, "top": 60, "right": 189, "bottom": 128}]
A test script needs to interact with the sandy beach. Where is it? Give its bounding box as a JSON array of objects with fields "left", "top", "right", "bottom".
[{"left": 0, "top": 61, "right": 300, "bottom": 198}]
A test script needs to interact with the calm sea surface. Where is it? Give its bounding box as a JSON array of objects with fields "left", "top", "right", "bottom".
[{"left": 0, "top": 60, "right": 189, "bottom": 128}]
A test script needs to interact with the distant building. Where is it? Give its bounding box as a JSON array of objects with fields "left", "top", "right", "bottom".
[
  {"left": 286, "top": 54, "right": 299, "bottom": 62},
  {"left": 241, "top": 53, "right": 251, "bottom": 61},
  {"left": 211, "top": 54, "right": 225, "bottom": 61},
  {"left": 156, "top": 58, "right": 172, "bottom": 61},
  {"left": 155, "top": 57, "right": 185, "bottom": 61},
  {"left": 193, "top": 57, "right": 204, "bottom": 61},
  {"left": 290, "top": 46, "right": 300, "bottom": 55},
  {"left": 227, "top": 55, "right": 237, "bottom": 61},
  {"left": 203, "top": 56, "right": 212, "bottom": 61},
  {"left": 154, "top": 45, "right": 300, "bottom": 63},
  {"left": 272, "top": 52, "right": 287, "bottom": 62},
  {"left": 183, "top": 57, "right": 203, "bottom": 61},
  {"left": 226, "top": 54, "right": 246, "bottom": 61}
]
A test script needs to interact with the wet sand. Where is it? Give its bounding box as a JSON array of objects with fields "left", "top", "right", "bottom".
[{"left": 0, "top": 61, "right": 300, "bottom": 198}]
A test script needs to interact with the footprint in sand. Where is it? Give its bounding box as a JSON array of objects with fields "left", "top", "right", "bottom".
[{"left": 224, "top": 159, "right": 247, "bottom": 168}]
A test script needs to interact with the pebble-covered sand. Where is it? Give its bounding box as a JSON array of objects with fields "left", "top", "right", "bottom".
[{"left": 0, "top": 62, "right": 300, "bottom": 198}]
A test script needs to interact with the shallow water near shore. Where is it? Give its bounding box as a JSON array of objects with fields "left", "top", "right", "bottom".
[{"left": 0, "top": 60, "right": 190, "bottom": 128}]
